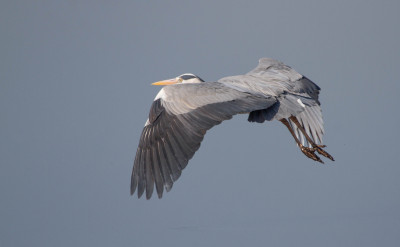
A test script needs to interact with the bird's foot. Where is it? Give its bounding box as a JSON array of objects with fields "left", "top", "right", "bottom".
[
  {"left": 300, "top": 145, "right": 324, "bottom": 164},
  {"left": 312, "top": 144, "right": 335, "bottom": 161}
]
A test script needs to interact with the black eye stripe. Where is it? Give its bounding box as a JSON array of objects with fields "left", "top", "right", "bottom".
[{"left": 180, "top": 75, "right": 196, "bottom": 80}]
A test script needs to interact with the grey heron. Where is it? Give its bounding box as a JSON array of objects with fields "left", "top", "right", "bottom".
[{"left": 131, "top": 58, "right": 334, "bottom": 199}]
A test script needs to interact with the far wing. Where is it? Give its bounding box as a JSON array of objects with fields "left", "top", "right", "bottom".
[
  {"left": 219, "top": 58, "right": 325, "bottom": 147},
  {"left": 131, "top": 82, "right": 275, "bottom": 199}
]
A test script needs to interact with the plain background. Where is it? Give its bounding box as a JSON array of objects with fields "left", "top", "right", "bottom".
[{"left": 1, "top": 1, "right": 399, "bottom": 246}]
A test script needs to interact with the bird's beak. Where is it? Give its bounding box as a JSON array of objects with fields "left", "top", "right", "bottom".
[{"left": 152, "top": 78, "right": 178, "bottom": 86}]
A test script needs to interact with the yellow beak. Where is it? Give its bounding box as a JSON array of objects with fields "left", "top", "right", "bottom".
[{"left": 151, "top": 78, "right": 178, "bottom": 86}]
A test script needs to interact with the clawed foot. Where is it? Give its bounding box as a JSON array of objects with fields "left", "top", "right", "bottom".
[
  {"left": 314, "top": 145, "right": 335, "bottom": 161},
  {"left": 300, "top": 144, "right": 334, "bottom": 164},
  {"left": 280, "top": 117, "right": 335, "bottom": 164},
  {"left": 300, "top": 145, "right": 324, "bottom": 164}
]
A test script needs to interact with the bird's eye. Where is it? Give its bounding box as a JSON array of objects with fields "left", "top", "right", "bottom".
[{"left": 178, "top": 78, "right": 183, "bottom": 83}]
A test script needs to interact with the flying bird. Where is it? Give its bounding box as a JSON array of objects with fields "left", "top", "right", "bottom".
[{"left": 131, "top": 58, "right": 334, "bottom": 199}]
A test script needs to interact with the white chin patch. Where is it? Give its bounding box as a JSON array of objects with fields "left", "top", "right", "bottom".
[
  {"left": 297, "top": 98, "right": 306, "bottom": 108},
  {"left": 144, "top": 118, "right": 150, "bottom": 126}
]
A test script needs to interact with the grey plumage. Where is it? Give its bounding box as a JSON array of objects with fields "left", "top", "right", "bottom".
[{"left": 131, "top": 58, "right": 332, "bottom": 199}]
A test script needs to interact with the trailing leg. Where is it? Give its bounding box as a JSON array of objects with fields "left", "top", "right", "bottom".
[
  {"left": 289, "top": 116, "right": 334, "bottom": 161},
  {"left": 280, "top": 118, "right": 324, "bottom": 163}
]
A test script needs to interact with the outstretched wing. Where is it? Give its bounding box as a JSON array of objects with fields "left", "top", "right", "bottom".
[
  {"left": 219, "top": 58, "right": 325, "bottom": 147},
  {"left": 131, "top": 82, "right": 276, "bottom": 199}
]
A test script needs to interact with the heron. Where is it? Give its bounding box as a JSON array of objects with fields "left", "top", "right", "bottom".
[{"left": 131, "top": 58, "right": 334, "bottom": 199}]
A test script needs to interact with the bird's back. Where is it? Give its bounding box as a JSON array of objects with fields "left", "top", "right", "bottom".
[{"left": 218, "top": 58, "right": 313, "bottom": 99}]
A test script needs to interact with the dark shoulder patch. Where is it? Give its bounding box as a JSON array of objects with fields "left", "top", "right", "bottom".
[{"left": 149, "top": 99, "right": 164, "bottom": 124}]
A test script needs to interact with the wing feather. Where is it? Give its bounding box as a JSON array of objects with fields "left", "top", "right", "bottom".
[
  {"left": 136, "top": 149, "right": 147, "bottom": 198},
  {"left": 161, "top": 139, "right": 181, "bottom": 181},
  {"left": 147, "top": 148, "right": 158, "bottom": 198},
  {"left": 145, "top": 149, "right": 154, "bottom": 199}
]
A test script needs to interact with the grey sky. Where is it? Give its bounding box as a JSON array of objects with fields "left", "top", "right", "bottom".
[{"left": 1, "top": 1, "right": 399, "bottom": 246}]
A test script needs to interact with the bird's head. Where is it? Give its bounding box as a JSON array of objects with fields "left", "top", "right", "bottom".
[{"left": 152, "top": 73, "right": 204, "bottom": 85}]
